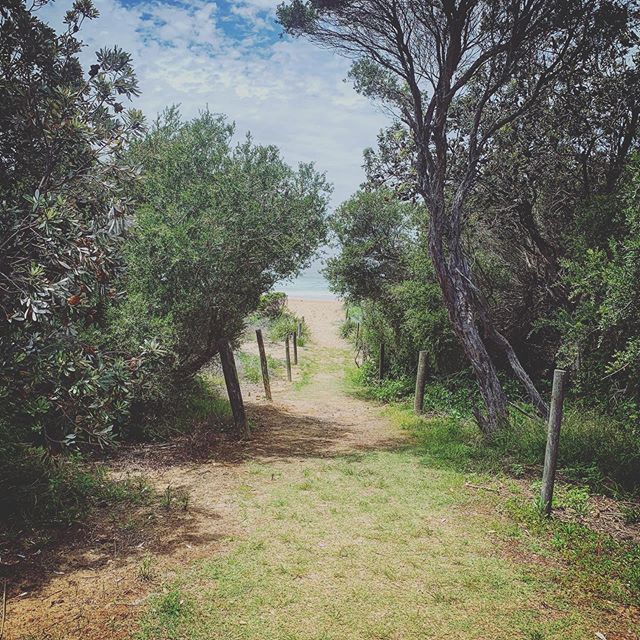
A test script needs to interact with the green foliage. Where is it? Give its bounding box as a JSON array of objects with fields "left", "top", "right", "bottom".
[
  {"left": 118, "top": 109, "right": 329, "bottom": 401},
  {"left": 268, "top": 311, "right": 309, "bottom": 346},
  {"left": 257, "top": 292, "right": 288, "bottom": 319},
  {"left": 326, "top": 189, "right": 461, "bottom": 378},
  {"left": 347, "top": 361, "right": 414, "bottom": 403},
  {"left": 557, "top": 159, "right": 640, "bottom": 418},
  {"left": 251, "top": 292, "right": 310, "bottom": 346},
  {"left": 0, "top": 422, "right": 152, "bottom": 530},
  {"left": 0, "top": 0, "right": 155, "bottom": 449},
  {"left": 136, "top": 372, "right": 231, "bottom": 441},
  {"left": 349, "top": 366, "right": 640, "bottom": 492}
]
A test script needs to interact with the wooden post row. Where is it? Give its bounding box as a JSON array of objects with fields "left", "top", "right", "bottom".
[
  {"left": 540, "top": 369, "right": 567, "bottom": 515},
  {"left": 285, "top": 334, "right": 292, "bottom": 382},
  {"left": 414, "top": 350, "right": 429, "bottom": 415},
  {"left": 292, "top": 331, "right": 298, "bottom": 365},
  {"left": 255, "top": 329, "right": 272, "bottom": 401},
  {"left": 217, "top": 339, "right": 249, "bottom": 438}
]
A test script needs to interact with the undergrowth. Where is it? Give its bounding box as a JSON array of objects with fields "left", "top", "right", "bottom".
[
  {"left": 1, "top": 373, "right": 229, "bottom": 534},
  {"left": 136, "top": 372, "right": 231, "bottom": 441},
  {"left": 347, "top": 363, "right": 640, "bottom": 494},
  {"left": 0, "top": 449, "right": 153, "bottom": 533}
]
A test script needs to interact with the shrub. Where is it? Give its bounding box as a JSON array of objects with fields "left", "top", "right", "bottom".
[
  {"left": 117, "top": 109, "right": 329, "bottom": 405},
  {"left": 0, "top": 0, "right": 152, "bottom": 449},
  {"left": 257, "top": 292, "right": 288, "bottom": 319}
]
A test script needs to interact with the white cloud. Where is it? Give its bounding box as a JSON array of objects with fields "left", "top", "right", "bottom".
[{"left": 40, "top": 0, "right": 388, "bottom": 206}]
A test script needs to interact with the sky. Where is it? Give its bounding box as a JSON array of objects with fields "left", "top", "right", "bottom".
[{"left": 41, "top": 0, "right": 388, "bottom": 207}]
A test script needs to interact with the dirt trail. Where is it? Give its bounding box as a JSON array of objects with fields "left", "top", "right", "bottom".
[{"left": 5, "top": 299, "right": 406, "bottom": 639}]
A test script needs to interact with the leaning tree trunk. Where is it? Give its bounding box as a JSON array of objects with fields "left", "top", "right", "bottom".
[
  {"left": 428, "top": 224, "right": 509, "bottom": 434},
  {"left": 427, "top": 205, "right": 549, "bottom": 433}
]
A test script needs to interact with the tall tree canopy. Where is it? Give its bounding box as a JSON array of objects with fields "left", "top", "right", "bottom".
[{"left": 277, "top": 0, "right": 638, "bottom": 432}]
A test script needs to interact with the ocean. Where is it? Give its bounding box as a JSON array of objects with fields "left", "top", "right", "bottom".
[{"left": 275, "top": 260, "right": 338, "bottom": 300}]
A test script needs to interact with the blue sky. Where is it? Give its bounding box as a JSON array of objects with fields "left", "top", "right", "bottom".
[{"left": 42, "top": 0, "right": 387, "bottom": 206}]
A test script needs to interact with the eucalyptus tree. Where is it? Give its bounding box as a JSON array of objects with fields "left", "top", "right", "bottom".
[{"left": 278, "top": 0, "right": 635, "bottom": 432}]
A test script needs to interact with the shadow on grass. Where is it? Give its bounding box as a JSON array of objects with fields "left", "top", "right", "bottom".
[
  {"left": 111, "top": 401, "right": 405, "bottom": 469},
  {"left": 0, "top": 481, "right": 228, "bottom": 604},
  {"left": 1, "top": 400, "right": 401, "bottom": 605}
]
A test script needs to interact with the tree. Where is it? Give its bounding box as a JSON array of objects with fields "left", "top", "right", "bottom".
[
  {"left": 0, "top": 0, "right": 156, "bottom": 449},
  {"left": 277, "top": 0, "right": 635, "bottom": 432},
  {"left": 117, "top": 109, "right": 330, "bottom": 392},
  {"left": 326, "top": 188, "right": 461, "bottom": 376}
]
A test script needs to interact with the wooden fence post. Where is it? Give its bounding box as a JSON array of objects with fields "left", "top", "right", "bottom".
[
  {"left": 356, "top": 322, "right": 360, "bottom": 343},
  {"left": 414, "top": 350, "right": 429, "bottom": 415},
  {"left": 285, "top": 334, "right": 292, "bottom": 382},
  {"left": 297, "top": 321, "right": 303, "bottom": 339},
  {"left": 540, "top": 369, "right": 567, "bottom": 515},
  {"left": 217, "top": 339, "right": 249, "bottom": 438},
  {"left": 255, "top": 329, "right": 272, "bottom": 401},
  {"left": 292, "top": 331, "right": 298, "bottom": 365},
  {"left": 378, "top": 342, "right": 385, "bottom": 380}
]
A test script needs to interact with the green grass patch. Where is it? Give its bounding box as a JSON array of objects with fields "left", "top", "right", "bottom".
[
  {"left": 137, "top": 451, "right": 619, "bottom": 639},
  {"left": 348, "top": 364, "right": 640, "bottom": 494},
  {"left": 136, "top": 587, "right": 193, "bottom": 640},
  {"left": 238, "top": 351, "right": 284, "bottom": 384},
  {"left": 379, "top": 402, "right": 640, "bottom": 607}
]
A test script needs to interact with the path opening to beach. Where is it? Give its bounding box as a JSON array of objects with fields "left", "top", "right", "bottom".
[{"left": 6, "top": 299, "right": 638, "bottom": 640}]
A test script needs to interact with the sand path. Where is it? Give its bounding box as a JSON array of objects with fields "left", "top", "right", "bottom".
[{"left": 5, "top": 298, "right": 405, "bottom": 639}]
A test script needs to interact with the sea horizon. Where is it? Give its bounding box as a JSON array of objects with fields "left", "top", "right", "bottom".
[{"left": 275, "top": 260, "right": 339, "bottom": 301}]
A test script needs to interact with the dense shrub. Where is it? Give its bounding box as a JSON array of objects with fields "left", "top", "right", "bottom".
[
  {"left": 556, "top": 160, "right": 640, "bottom": 419},
  {"left": 326, "top": 189, "right": 462, "bottom": 378},
  {"left": 257, "top": 292, "right": 288, "bottom": 319},
  {"left": 0, "top": 0, "right": 162, "bottom": 450},
  {"left": 114, "top": 110, "right": 329, "bottom": 408}
]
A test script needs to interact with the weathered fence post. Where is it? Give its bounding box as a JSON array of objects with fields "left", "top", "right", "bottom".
[
  {"left": 217, "top": 339, "right": 249, "bottom": 438},
  {"left": 378, "top": 342, "right": 385, "bottom": 380},
  {"left": 355, "top": 322, "right": 360, "bottom": 343},
  {"left": 540, "top": 369, "right": 567, "bottom": 515},
  {"left": 297, "top": 321, "right": 303, "bottom": 339},
  {"left": 255, "top": 329, "right": 272, "bottom": 401},
  {"left": 285, "top": 334, "right": 292, "bottom": 382},
  {"left": 414, "top": 350, "right": 429, "bottom": 415},
  {"left": 292, "top": 331, "right": 298, "bottom": 365}
]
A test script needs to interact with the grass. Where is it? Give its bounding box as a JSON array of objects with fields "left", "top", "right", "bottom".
[
  {"left": 238, "top": 351, "right": 284, "bottom": 384},
  {"left": 135, "top": 343, "right": 638, "bottom": 640},
  {"left": 292, "top": 353, "right": 319, "bottom": 390},
  {"left": 377, "top": 403, "right": 640, "bottom": 607},
  {"left": 268, "top": 312, "right": 310, "bottom": 347},
  {"left": 347, "top": 364, "right": 640, "bottom": 493},
  {"left": 137, "top": 450, "right": 627, "bottom": 639},
  {"left": 0, "top": 450, "right": 155, "bottom": 532}
]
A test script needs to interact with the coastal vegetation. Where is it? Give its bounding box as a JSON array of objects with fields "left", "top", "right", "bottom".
[{"left": 1, "top": 0, "right": 639, "bottom": 637}]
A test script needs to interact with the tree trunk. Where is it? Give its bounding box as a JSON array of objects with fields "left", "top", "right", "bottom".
[
  {"left": 427, "top": 203, "right": 548, "bottom": 432},
  {"left": 428, "top": 225, "right": 508, "bottom": 434}
]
